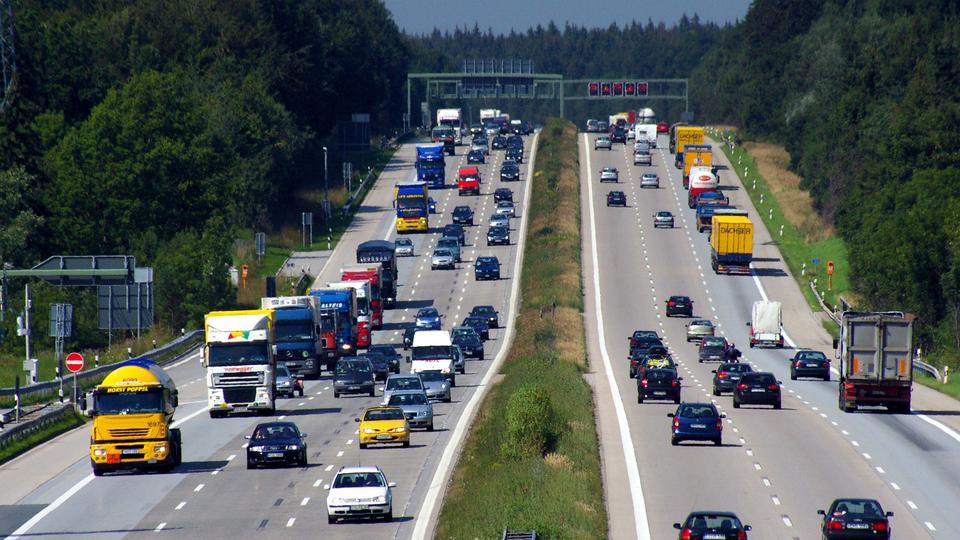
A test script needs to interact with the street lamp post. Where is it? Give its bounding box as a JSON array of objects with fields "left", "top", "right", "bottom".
[{"left": 323, "top": 146, "right": 331, "bottom": 249}]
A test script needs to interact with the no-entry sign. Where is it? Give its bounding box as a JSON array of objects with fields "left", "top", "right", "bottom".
[{"left": 65, "top": 352, "right": 84, "bottom": 373}]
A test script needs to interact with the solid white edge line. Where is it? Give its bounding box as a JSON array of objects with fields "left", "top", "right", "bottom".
[
  {"left": 4, "top": 402, "right": 211, "bottom": 540},
  {"left": 411, "top": 131, "right": 540, "bottom": 540},
  {"left": 583, "top": 134, "right": 650, "bottom": 540},
  {"left": 916, "top": 413, "right": 960, "bottom": 444}
]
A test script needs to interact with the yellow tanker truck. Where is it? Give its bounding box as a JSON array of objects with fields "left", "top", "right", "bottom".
[{"left": 86, "top": 359, "right": 181, "bottom": 476}]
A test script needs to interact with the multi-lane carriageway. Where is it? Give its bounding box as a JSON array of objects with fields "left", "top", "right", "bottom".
[
  {"left": 0, "top": 133, "right": 537, "bottom": 540},
  {"left": 582, "top": 132, "right": 960, "bottom": 539}
]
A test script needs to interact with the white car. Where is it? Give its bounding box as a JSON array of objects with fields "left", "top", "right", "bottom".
[
  {"left": 431, "top": 248, "right": 455, "bottom": 270},
  {"left": 489, "top": 213, "right": 510, "bottom": 228},
  {"left": 394, "top": 238, "right": 414, "bottom": 257},
  {"left": 595, "top": 135, "right": 612, "bottom": 151},
  {"left": 640, "top": 173, "right": 660, "bottom": 189},
  {"left": 470, "top": 141, "right": 489, "bottom": 155},
  {"left": 494, "top": 201, "right": 516, "bottom": 217},
  {"left": 599, "top": 167, "right": 619, "bottom": 183},
  {"left": 634, "top": 151, "right": 652, "bottom": 166},
  {"left": 327, "top": 466, "right": 395, "bottom": 523}
]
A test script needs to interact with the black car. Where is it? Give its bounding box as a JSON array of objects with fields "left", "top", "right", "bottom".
[
  {"left": 628, "top": 345, "right": 669, "bottom": 377},
  {"left": 673, "top": 511, "right": 751, "bottom": 540},
  {"left": 475, "top": 256, "right": 501, "bottom": 280},
  {"left": 333, "top": 358, "right": 376, "bottom": 398},
  {"left": 402, "top": 326, "right": 422, "bottom": 350},
  {"left": 462, "top": 316, "right": 491, "bottom": 340},
  {"left": 467, "top": 149, "right": 485, "bottom": 164},
  {"left": 665, "top": 295, "right": 694, "bottom": 317},
  {"left": 698, "top": 336, "right": 729, "bottom": 363},
  {"left": 469, "top": 305, "right": 500, "bottom": 328},
  {"left": 633, "top": 350, "right": 676, "bottom": 381},
  {"left": 611, "top": 128, "right": 627, "bottom": 144},
  {"left": 366, "top": 344, "right": 401, "bottom": 374},
  {"left": 442, "top": 223, "right": 466, "bottom": 246},
  {"left": 818, "top": 498, "right": 892, "bottom": 540},
  {"left": 491, "top": 135, "right": 507, "bottom": 149},
  {"left": 712, "top": 363, "right": 753, "bottom": 395},
  {"left": 733, "top": 372, "right": 782, "bottom": 409},
  {"left": 246, "top": 421, "right": 307, "bottom": 469},
  {"left": 790, "top": 349, "right": 831, "bottom": 381},
  {"left": 637, "top": 368, "right": 682, "bottom": 404},
  {"left": 452, "top": 327, "right": 485, "bottom": 359},
  {"left": 628, "top": 330, "right": 660, "bottom": 350},
  {"left": 486, "top": 226, "right": 510, "bottom": 246},
  {"left": 357, "top": 352, "right": 391, "bottom": 381},
  {"left": 505, "top": 147, "right": 523, "bottom": 163},
  {"left": 506, "top": 135, "right": 524, "bottom": 149},
  {"left": 607, "top": 190, "right": 627, "bottom": 206},
  {"left": 500, "top": 162, "right": 520, "bottom": 181},
  {"left": 452, "top": 205, "right": 475, "bottom": 225},
  {"left": 494, "top": 187, "right": 514, "bottom": 203}
]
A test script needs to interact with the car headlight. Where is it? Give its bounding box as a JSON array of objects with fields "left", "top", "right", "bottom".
[
  {"left": 302, "top": 350, "right": 309, "bottom": 358},
  {"left": 373, "top": 495, "right": 386, "bottom": 504},
  {"left": 391, "top": 427, "right": 407, "bottom": 433},
  {"left": 249, "top": 446, "right": 265, "bottom": 452},
  {"left": 286, "top": 444, "right": 300, "bottom": 451},
  {"left": 154, "top": 444, "right": 168, "bottom": 453},
  {"left": 362, "top": 428, "right": 377, "bottom": 434},
  {"left": 417, "top": 410, "right": 428, "bottom": 417},
  {"left": 93, "top": 448, "right": 107, "bottom": 456},
  {"left": 279, "top": 381, "right": 291, "bottom": 387}
]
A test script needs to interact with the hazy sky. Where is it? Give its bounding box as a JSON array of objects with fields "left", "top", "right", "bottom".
[{"left": 383, "top": 0, "right": 752, "bottom": 35}]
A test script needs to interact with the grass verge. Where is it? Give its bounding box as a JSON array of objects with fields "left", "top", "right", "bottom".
[
  {"left": 0, "top": 410, "right": 85, "bottom": 465},
  {"left": 915, "top": 373, "right": 960, "bottom": 401},
  {"left": 435, "top": 119, "right": 606, "bottom": 539}
]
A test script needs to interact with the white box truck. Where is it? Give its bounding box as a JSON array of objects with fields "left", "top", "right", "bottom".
[
  {"left": 436, "top": 108, "right": 463, "bottom": 144},
  {"left": 748, "top": 301, "right": 783, "bottom": 348}
]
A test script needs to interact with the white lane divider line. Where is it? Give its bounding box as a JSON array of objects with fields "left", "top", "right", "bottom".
[
  {"left": 313, "top": 479, "right": 323, "bottom": 487},
  {"left": 781, "top": 516, "right": 793, "bottom": 528},
  {"left": 194, "top": 484, "right": 205, "bottom": 492},
  {"left": 762, "top": 477, "right": 772, "bottom": 487},
  {"left": 226, "top": 454, "right": 236, "bottom": 461},
  {"left": 907, "top": 500, "right": 918, "bottom": 510},
  {"left": 337, "top": 450, "right": 344, "bottom": 457},
  {"left": 155, "top": 523, "right": 166, "bottom": 532},
  {"left": 301, "top": 497, "right": 310, "bottom": 506},
  {"left": 175, "top": 501, "right": 186, "bottom": 510},
  {"left": 286, "top": 518, "right": 296, "bottom": 528},
  {"left": 925, "top": 521, "right": 936, "bottom": 531},
  {"left": 771, "top": 496, "right": 781, "bottom": 506},
  {"left": 890, "top": 482, "right": 900, "bottom": 490}
]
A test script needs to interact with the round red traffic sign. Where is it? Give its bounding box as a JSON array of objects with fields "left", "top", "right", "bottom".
[{"left": 65, "top": 352, "right": 84, "bottom": 373}]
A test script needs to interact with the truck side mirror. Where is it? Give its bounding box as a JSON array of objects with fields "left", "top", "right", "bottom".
[
  {"left": 745, "top": 322, "right": 751, "bottom": 326},
  {"left": 171, "top": 390, "right": 179, "bottom": 408},
  {"left": 832, "top": 338, "right": 839, "bottom": 349},
  {"left": 405, "top": 356, "right": 411, "bottom": 363}
]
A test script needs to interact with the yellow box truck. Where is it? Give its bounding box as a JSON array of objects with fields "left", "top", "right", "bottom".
[
  {"left": 710, "top": 214, "right": 753, "bottom": 274},
  {"left": 674, "top": 126, "right": 705, "bottom": 168}
]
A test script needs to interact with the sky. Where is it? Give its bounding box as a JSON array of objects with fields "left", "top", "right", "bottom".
[{"left": 383, "top": 0, "right": 752, "bottom": 35}]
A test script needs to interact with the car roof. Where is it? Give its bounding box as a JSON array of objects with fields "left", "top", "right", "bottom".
[
  {"left": 686, "top": 511, "right": 739, "bottom": 518},
  {"left": 472, "top": 305, "right": 494, "bottom": 311},
  {"left": 454, "top": 205, "right": 471, "bottom": 210},
  {"left": 254, "top": 421, "right": 298, "bottom": 429},
  {"left": 670, "top": 295, "right": 690, "bottom": 300},
  {"left": 417, "top": 307, "right": 438, "bottom": 314},
  {"left": 337, "top": 465, "right": 383, "bottom": 474}
]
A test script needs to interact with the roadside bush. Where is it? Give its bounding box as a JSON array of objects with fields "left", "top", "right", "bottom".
[{"left": 501, "top": 383, "right": 557, "bottom": 460}]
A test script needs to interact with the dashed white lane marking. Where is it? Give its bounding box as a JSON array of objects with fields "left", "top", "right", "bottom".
[
  {"left": 286, "top": 518, "right": 296, "bottom": 528},
  {"left": 194, "top": 484, "right": 204, "bottom": 492},
  {"left": 907, "top": 500, "right": 918, "bottom": 510},
  {"left": 279, "top": 415, "right": 287, "bottom": 420},
  {"left": 771, "top": 496, "right": 781, "bottom": 506},
  {"left": 753, "top": 463, "right": 762, "bottom": 471},
  {"left": 175, "top": 502, "right": 186, "bottom": 510},
  {"left": 861, "top": 452, "right": 871, "bottom": 460},
  {"left": 875, "top": 466, "right": 885, "bottom": 474},
  {"left": 925, "top": 521, "right": 936, "bottom": 531},
  {"left": 313, "top": 479, "right": 323, "bottom": 487},
  {"left": 155, "top": 523, "right": 166, "bottom": 532},
  {"left": 890, "top": 482, "right": 901, "bottom": 490},
  {"left": 301, "top": 497, "right": 310, "bottom": 506},
  {"left": 226, "top": 454, "right": 236, "bottom": 461},
  {"left": 762, "top": 477, "right": 771, "bottom": 487},
  {"left": 782, "top": 516, "right": 793, "bottom": 527},
  {"left": 211, "top": 470, "right": 219, "bottom": 476},
  {"left": 346, "top": 439, "right": 354, "bottom": 445},
  {"left": 336, "top": 450, "right": 344, "bottom": 457}
]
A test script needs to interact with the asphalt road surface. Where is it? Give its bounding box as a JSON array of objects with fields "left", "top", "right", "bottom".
[
  {"left": 582, "top": 132, "right": 960, "bottom": 539},
  {"left": 0, "top": 132, "right": 537, "bottom": 540}
]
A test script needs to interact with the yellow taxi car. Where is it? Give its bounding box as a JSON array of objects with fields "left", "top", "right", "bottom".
[{"left": 356, "top": 406, "right": 410, "bottom": 449}]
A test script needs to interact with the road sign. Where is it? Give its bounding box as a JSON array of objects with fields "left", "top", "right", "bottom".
[
  {"left": 65, "top": 352, "right": 84, "bottom": 373},
  {"left": 827, "top": 261, "right": 834, "bottom": 275},
  {"left": 812, "top": 258, "right": 820, "bottom": 265}
]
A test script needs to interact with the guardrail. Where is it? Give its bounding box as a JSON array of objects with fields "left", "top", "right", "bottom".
[
  {"left": 341, "top": 166, "right": 378, "bottom": 218},
  {"left": 0, "top": 403, "right": 76, "bottom": 451},
  {"left": 0, "top": 330, "right": 203, "bottom": 401}
]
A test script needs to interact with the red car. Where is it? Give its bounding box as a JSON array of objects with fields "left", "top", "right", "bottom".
[{"left": 657, "top": 121, "right": 669, "bottom": 133}]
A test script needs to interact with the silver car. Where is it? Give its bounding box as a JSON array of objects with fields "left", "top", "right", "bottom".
[
  {"left": 394, "top": 238, "right": 414, "bottom": 257},
  {"left": 452, "top": 345, "right": 466, "bottom": 375},
  {"left": 274, "top": 364, "right": 303, "bottom": 398},
  {"left": 686, "top": 319, "right": 716, "bottom": 342},
  {"left": 382, "top": 374, "right": 425, "bottom": 405},
  {"left": 470, "top": 141, "right": 489, "bottom": 155},
  {"left": 640, "top": 173, "right": 660, "bottom": 189},
  {"left": 634, "top": 141, "right": 651, "bottom": 152},
  {"left": 653, "top": 210, "right": 674, "bottom": 228},
  {"left": 594, "top": 135, "right": 612, "bottom": 150},
  {"left": 494, "top": 201, "right": 516, "bottom": 217},
  {"left": 418, "top": 370, "right": 452, "bottom": 402},
  {"left": 385, "top": 390, "right": 434, "bottom": 430},
  {"left": 431, "top": 248, "right": 455, "bottom": 270},
  {"left": 437, "top": 236, "right": 461, "bottom": 262},
  {"left": 634, "top": 151, "right": 652, "bottom": 166},
  {"left": 489, "top": 213, "right": 510, "bottom": 228},
  {"left": 599, "top": 167, "right": 619, "bottom": 183}
]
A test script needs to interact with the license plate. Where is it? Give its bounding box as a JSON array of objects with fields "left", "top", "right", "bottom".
[
  {"left": 691, "top": 424, "right": 706, "bottom": 429},
  {"left": 267, "top": 453, "right": 284, "bottom": 458},
  {"left": 847, "top": 523, "right": 870, "bottom": 530},
  {"left": 122, "top": 449, "right": 140, "bottom": 455},
  {"left": 806, "top": 363, "right": 819, "bottom": 367},
  {"left": 751, "top": 388, "right": 765, "bottom": 392},
  {"left": 653, "top": 391, "right": 666, "bottom": 395},
  {"left": 376, "top": 434, "right": 392, "bottom": 440},
  {"left": 348, "top": 386, "right": 360, "bottom": 390},
  {"left": 350, "top": 505, "right": 369, "bottom": 511},
  {"left": 704, "top": 535, "right": 726, "bottom": 540}
]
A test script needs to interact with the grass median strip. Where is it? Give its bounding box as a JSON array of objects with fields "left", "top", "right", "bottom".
[
  {"left": 0, "top": 411, "right": 85, "bottom": 465},
  {"left": 435, "top": 119, "right": 606, "bottom": 539}
]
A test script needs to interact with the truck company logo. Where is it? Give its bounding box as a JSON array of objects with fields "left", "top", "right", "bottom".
[
  {"left": 397, "top": 193, "right": 423, "bottom": 198},
  {"left": 227, "top": 331, "right": 251, "bottom": 340},
  {"left": 319, "top": 302, "right": 346, "bottom": 309},
  {"left": 699, "top": 175, "right": 712, "bottom": 181},
  {"left": 223, "top": 366, "right": 254, "bottom": 372},
  {"left": 107, "top": 385, "right": 150, "bottom": 393},
  {"left": 720, "top": 226, "right": 751, "bottom": 234}
]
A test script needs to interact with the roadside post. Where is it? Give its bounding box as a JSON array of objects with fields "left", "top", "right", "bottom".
[
  {"left": 65, "top": 352, "right": 84, "bottom": 409},
  {"left": 827, "top": 261, "right": 834, "bottom": 291}
]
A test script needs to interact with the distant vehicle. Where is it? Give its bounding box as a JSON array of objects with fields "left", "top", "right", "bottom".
[
  {"left": 437, "top": 236, "right": 461, "bottom": 262},
  {"left": 500, "top": 162, "right": 520, "bottom": 182},
  {"left": 491, "top": 135, "right": 507, "bottom": 150},
  {"left": 748, "top": 300, "right": 783, "bottom": 348},
  {"left": 637, "top": 368, "right": 681, "bottom": 404},
  {"left": 669, "top": 402, "right": 724, "bottom": 446},
  {"left": 442, "top": 223, "right": 466, "bottom": 245},
  {"left": 469, "top": 305, "right": 500, "bottom": 328},
  {"left": 495, "top": 200, "right": 516, "bottom": 217},
  {"left": 418, "top": 370, "right": 452, "bottom": 402},
  {"left": 596, "top": 120, "right": 609, "bottom": 132},
  {"left": 470, "top": 140, "right": 488, "bottom": 155},
  {"left": 458, "top": 167, "right": 481, "bottom": 196},
  {"left": 673, "top": 511, "right": 751, "bottom": 539},
  {"left": 486, "top": 226, "right": 510, "bottom": 246},
  {"left": 640, "top": 172, "right": 659, "bottom": 188},
  {"left": 415, "top": 307, "right": 442, "bottom": 329},
  {"left": 382, "top": 373, "right": 424, "bottom": 404},
  {"left": 332, "top": 358, "right": 376, "bottom": 398},
  {"left": 836, "top": 311, "right": 913, "bottom": 414},
  {"left": 606, "top": 190, "right": 627, "bottom": 206},
  {"left": 357, "top": 351, "right": 391, "bottom": 382},
  {"left": 657, "top": 121, "right": 669, "bottom": 133},
  {"left": 712, "top": 363, "right": 753, "bottom": 395},
  {"left": 506, "top": 135, "right": 524, "bottom": 149},
  {"left": 599, "top": 167, "right": 619, "bottom": 182},
  {"left": 611, "top": 128, "right": 627, "bottom": 144},
  {"left": 356, "top": 406, "right": 409, "bottom": 449},
  {"left": 427, "top": 196, "right": 437, "bottom": 214},
  {"left": 451, "top": 344, "right": 466, "bottom": 374},
  {"left": 494, "top": 187, "right": 514, "bottom": 203},
  {"left": 488, "top": 213, "right": 510, "bottom": 229},
  {"left": 711, "top": 214, "right": 753, "bottom": 275},
  {"left": 665, "top": 295, "right": 693, "bottom": 317},
  {"left": 634, "top": 150, "right": 652, "bottom": 166},
  {"left": 818, "top": 498, "right": 892, "bottom": 540},
  {"left": 475, "top": 256, "right": 502, "bottom": 280},
  {"left": 505, "top": 147, "right": 524, "bottom": 163},
  {"left": 452, "top": 326, "right": 484, "bottom": 359},
  {"left": 698, "top": 336, "right": 729, "bottom": 363},
  {"left": 628, "top": 330, "right": 661, "bottom": 352},
  {"left": 633, "top": 351, "right": 676, "bottom": 381},
  {"left": 394, "top": 238, "right": 414, "bottom": 257},
  {"left": 594, "top": 135, "right": 612, "bottom": 150},
  {"left": 733, "top": 372, "right": 782, "bottom": 409},
  {"left": 685, "top": 319, "right": 715, "bottom": 341},
  {"left": 790, "top": 350, "right": 831, "bottom": 381},
  {"left": 467, "top": 149, "right": 485, "bottom": 164},
  {"left": 585, "top": 119, "right": 599, "bottom": 132},
  {"left": 386, "top": 391, "right": 434, "bottom": 431},
  {"left": 462, "top": 316, "right": 491, "bottom": 341},
  {"left": 246, "top": 421, "right": 307, "bottom": 468},
  {"left": 452, "top": 205, "right": 474, "bottom": 226},
  {"left": 431, "top": 248, "right": 455, "bottom": 270},
  {"left": 274, "top": 364, "right": 304, "bottom": 398},
  {"left": 653, "top": 210, "right": 674, "bottom": 228},
  {"left": 402, "top": 326, "right": 421, "bottom": 349}
]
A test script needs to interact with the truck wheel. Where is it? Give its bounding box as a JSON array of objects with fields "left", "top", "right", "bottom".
[
  {"left": 637, "top": 394, "right": 643, "bottom": 404},
  {"left": 333, "top": 390, "right": 340, "bottom": 398},
  {"left": 92, "top": 464, "right": 105, "bottom": 477},
  {"left": 369, "top": 388, "right": 376, "bottom": 398}
]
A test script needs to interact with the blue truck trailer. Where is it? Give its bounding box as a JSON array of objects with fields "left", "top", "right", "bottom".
[{"left": 416, "top": 144, "right": 446, "bottom": 190}]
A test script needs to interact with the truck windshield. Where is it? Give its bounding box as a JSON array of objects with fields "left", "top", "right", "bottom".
[
  {"left": 356, "top": 296, "right": 369, "bottom": 316},
  {"left": 207, "top": 343, "right": 270, "bottom": 367},
  {"left": 416, "top": 157, "right": 443, "bottom": 168},
  {"left": 275, "top": 321, "right": 314, "bottom": 341},
  {"left": 319, "top": 313, "right": 336, "bottom": 332},
  {"left": 95, "top": 389, "right": 164, "bottom": 415},
  {"left": 412, "top": 346, "right": 452, "bottom": 361}
]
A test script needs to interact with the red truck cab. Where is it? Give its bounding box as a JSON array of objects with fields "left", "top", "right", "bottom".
[{"left": 458, "top": 167, "right": 481, "bottom": 195}]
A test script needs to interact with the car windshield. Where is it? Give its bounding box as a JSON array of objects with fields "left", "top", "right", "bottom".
[
  {"left": 386, "top": 377, "right": 421, "bottom": 390},
  {"left": 797, "top": 351, "right": 827, "bottom": 361},
  {"left": 679, "top": 405, "right": 717, "bottom": 418},
  {"left": 389, "top": 393, "right": 428, "bottom": 406},
  {"left": 359, "top": 354, "right": 386, "bottom": 366},
  {"left": 419, "top": 371, "right": 446, "bottom": 382},
  {"left": 657, "top": 212, "right": 671, "bottom": 217},
  {"left": 396, "top": 239, "right": 412, "bottom": 247},
  {"left": 94, "top": 389, "right": 164, "bottom": 415},
  {"left": 276, "top": 365, "right": 291, "bottom": 378},
  {"left": 478, "top": 257, "right": 498, "bottom": 265},
  {"left": 333, "top": 472, "right": 385, "bottom": 489},
  {"left": 703, "top": 337, "right": 726, "bottom": 347},
  {"left": 685, "top": 514, "right": 742, "bottom": 530},
  {"left": 418, "top": 309, "right": 438, "bottom": 318},
  {"left": 453, "top": 328, "right": 475, "bottom": 337},
  {"left": 720, "top": 364, "right": 752, "bottom": 373},
  {"left": 364, "top": 408, "right": 404, "bottom": 421},
  {"left": 336, "top": 361, "right": 371, "bottom": 374},
  {"left": 691, "top": 320, "right": 712, "bottom": 327},
  {"left": 744, "top": 374, "right": 777, "bottom": 385},
  {"left": 434, "top": 249, "right": 451, "bottom": 257},
  {"left": 473, "top": 306, "right": 494, "bottom": 314},
  {"left": 831, "top": 499, "right": 884, "bottom": 517},
  {"left": 252, "top": 424, "right": 298, "bottom": 440}
]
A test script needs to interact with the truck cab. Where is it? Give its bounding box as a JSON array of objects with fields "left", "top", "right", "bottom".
[
  {"left": 272, "top": 306, "right": 320, "bottom": 378},
  {"left": 409, "top": 330, "right": 456, "bottom": 386},
  {"left": 458, "top": 167, "right": 481, "bottom": 196}
]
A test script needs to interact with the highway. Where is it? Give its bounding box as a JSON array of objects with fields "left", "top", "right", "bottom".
[
  {"left": 581, "top": 132, "right": 960, "bottom": 539},
  {"left": 0, "top": 132, "right": 537, "bottom": 539}
]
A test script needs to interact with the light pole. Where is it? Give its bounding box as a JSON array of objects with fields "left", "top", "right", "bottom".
[{"left": 323, "top": 146, "right": 331, "bottom": 249}]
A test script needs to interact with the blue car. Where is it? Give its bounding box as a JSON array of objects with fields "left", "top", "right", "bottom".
[
  {"left": 428, "top": 197, "right": 437, "bottom": 213},
  {"left": 415, "top": 307, "right": 442, "bottom": 330},
  {"left": 668, "top": 402, "right": 724, "bottom": 446}
]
